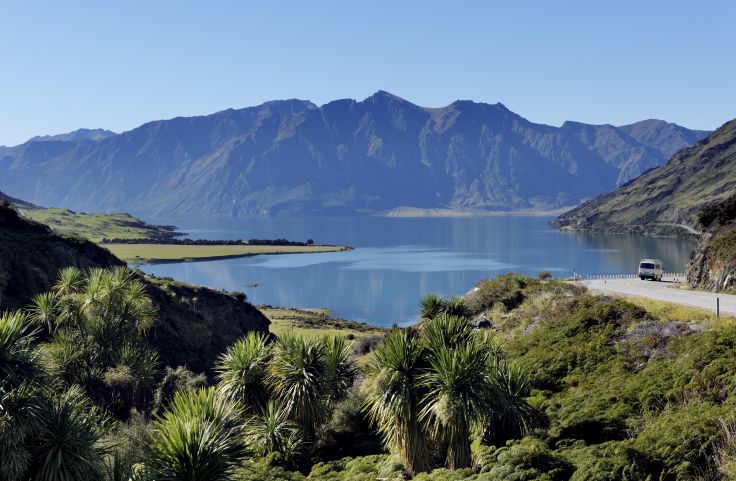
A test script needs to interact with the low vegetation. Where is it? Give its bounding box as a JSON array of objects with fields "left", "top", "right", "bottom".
[
  {"left": 262, "top": 306, "right": 384, "bottom": 339},
  {"left": 5, "top": 269, "right": 736, "bottom": 480},
  {"left": 19, "top": 207, "right": 177, "bottom": 243}
]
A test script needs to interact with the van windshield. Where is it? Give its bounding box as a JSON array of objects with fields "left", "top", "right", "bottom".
[{"left": 640, "top": 262, "right": 656, "bottom": 269}]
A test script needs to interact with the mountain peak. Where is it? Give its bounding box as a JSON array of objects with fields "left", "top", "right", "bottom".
[
  {"left": 29, "top": 128, "right": 116, "bottom": 144},
  {"left": 366, "top": 90, "right": 408, "bottom": 103}
]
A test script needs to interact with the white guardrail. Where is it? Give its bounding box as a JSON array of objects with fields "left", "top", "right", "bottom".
[{"left": 582, "top": 272, "right": 687, "bottom": 281}]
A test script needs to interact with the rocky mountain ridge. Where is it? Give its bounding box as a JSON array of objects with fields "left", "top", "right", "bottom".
[
  {"left": 0, "top": 91, "right": 709, "bottom": 217},
  {"left": 554, "top": 118, "right": 736, "bottom": 235}
]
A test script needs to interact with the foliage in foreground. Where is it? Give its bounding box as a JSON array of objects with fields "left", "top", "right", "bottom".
[
  {"left": 8, "top": 269, "right": 736, "bottom": 480},
  {"left": 143, "top": 387, "right": 244, "bottom": 481}
]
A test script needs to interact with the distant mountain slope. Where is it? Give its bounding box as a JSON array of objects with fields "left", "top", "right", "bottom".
[
  {"left": 553, "top": 118, "right": 736, "bottom": 234},
  {"left": 619, "top": 119, "right": 710, "bottom": 158},
  {"left": 0, "top": 92, "right": 709, "bottom": 217},
  {"left": 0, "top": 189, "right": 36, "bottom": 208}
]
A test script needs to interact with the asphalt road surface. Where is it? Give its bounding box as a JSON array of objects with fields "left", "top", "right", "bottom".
[{"left": 581, "top": 276, "right": 736, "bottom": 315}]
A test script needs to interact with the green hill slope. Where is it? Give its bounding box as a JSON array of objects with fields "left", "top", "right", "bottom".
[
  {"left": 553, "top": 118, "right": 736, "bottom": 235},
  {"left": 0, "top": 202, "right": 269, "bottom": 371}
]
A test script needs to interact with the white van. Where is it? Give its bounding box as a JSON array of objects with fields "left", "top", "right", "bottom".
[{"left": 638, "top": 259, "right": 663, "bottom": 281}]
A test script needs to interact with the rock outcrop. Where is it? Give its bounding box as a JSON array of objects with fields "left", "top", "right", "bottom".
[{"left": 687, "top": 224, "right": 736, "bottom": 292}]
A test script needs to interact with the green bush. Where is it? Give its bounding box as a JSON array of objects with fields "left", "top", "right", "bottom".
[
  {"left": 479, "top": 438, "right": 574, "bottom": 481},
  {"left": 466, "top": 274, "right": 531, "bottom": 314},
  {"left": 152, "top": 365, "right": 208, "bottom": 415}
]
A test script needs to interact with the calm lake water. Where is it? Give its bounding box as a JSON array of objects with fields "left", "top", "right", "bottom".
[{"left": 139, "top": 217, "right": 696, "bottom": 326}]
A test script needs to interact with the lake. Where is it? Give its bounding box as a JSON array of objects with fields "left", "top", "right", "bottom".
[{"left": 139, "top": 216, "right": 696, "bottom": 326}]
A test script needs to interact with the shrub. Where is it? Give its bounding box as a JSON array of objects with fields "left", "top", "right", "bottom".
[
  {"left": 697, "top": 193, "right": 736, "bottom": 228},
  {"left": 315, "top": 389, "right": 383, "bottom": 460},
  {"left": 466, "top": 274, "right": 531, "bottom": 315},
  {"left": 153, "top": 366, "right": 207, "bottom": 415},
  {"left": 480, "top": 438, "right": 574, "bottom": 481},
  {"left": 143, "top": 388, "right": 243, "bottom": 481},
  {"left": 104, "top": 410, "right": 151, "bottom": 481}
]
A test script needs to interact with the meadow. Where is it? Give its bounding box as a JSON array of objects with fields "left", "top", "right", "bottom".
[{"left": 105, "top": 243, "right": 351, "bottom": 263}]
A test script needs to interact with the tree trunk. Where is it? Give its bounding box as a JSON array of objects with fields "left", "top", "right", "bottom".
[{"left": 445, "top": 425, "right": 471, "bottom": 469}]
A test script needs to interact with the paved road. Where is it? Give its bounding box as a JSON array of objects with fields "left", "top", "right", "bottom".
[{"left": 581, "top": 276, "right": 736, "bottom": 315}]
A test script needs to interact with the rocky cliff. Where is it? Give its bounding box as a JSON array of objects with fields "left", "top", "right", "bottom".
[{"left": 687, "top": 223, "right": 736, "bottom": 292}]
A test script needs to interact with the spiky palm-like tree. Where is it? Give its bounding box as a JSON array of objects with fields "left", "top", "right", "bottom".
[
  {"left": 0, "top": 311, "right": 42, "bottom": 389},
  {"left": 322, "top": 336, "right": 358, "bottom": 406},
  {"left": 0, "top": 311, "right": 45, "bottom": 481},
  {"left": 28, "top": 292, "right": 59, "bottom": 335},
  {"left": 216, "top": 331, "right": 272, "bottom": 413},
  {"left": 419, "top": 293, "right": 445, "bottom": 321},
  {"left": 29, "top": 386, "right": 111, "bottom": 481},
  {"left": 54, "top": 267, "right": 84, "bottom": 297},
  {"left": 42, "top": 267, "right": 159, "bottom": 412},
  {"left": 421, "top": 314, "right": 474, "bottom": 354},
  {"left": 363, "top": 329, "right": 432, "bottom": 476},
  {"left": 443, "top": 297, "right": 470, "bottom": 319},
  {"left": 483, "top": 359, "right": 540, "bottom": 446},
  {"left": 244, "top": 401, "right": 304, "bottom": 464},
  {"left": 419, "top": 294, "right": 470, "bottom": 322},
  {"left": 419, "top": 338, "right": 496, "bottom": 469},
  {"left": 267, "top": 335, "right": 328, "bottom": 438},
  {"left": 144, "top": 387, "right": 243, "bottom": 481}
]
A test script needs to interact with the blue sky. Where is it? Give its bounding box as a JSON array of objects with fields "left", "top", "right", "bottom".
[{"left": 1, "top": 0, "right": 734, "bottom": 145}]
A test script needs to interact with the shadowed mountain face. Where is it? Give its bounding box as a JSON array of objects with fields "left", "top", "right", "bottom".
[
  {"left": 0, "top": 92, "right": 709, "bottom": 217},
  {"left": 553, "top": 118, "right": 736, "bottom": 234}
]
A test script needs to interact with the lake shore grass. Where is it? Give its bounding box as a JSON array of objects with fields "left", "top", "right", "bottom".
[{"left": 105, "top": 243, "right": 352, "bottom": 264}]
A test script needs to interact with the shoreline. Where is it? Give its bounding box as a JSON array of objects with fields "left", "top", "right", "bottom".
[
  {"left": 378, "top": 206, "right": 574, "bottom": 218},
  {"left": 108, "top": 244, "right": 353, "bottom": 265}
]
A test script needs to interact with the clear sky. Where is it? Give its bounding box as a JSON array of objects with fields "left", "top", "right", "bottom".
[{"left": 1, "top": 0, "right": 734, "bottom": 145}]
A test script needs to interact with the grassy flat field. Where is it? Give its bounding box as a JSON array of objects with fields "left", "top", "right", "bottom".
[
  {"left": 106, "top": 243, "right": 351, "bottom": 263},
  {"left": 20, "top": 208, "right": 176, "bottom": 242},
  {"left": 263, "top": 307, "right": 384, "bottom": 339},
  {"left": 261, "top": 307, "right": 385, "bottom": 366}
]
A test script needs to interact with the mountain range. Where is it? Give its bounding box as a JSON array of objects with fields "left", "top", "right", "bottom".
[
  {"left": 553, "top": 118, "right": 736, "bottom": 234},
  {"left": 0, "top": 91, "right": 710, "bottom": 217}
]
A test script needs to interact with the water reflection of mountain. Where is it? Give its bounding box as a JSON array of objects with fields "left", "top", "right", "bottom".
[
  {"left": 140, "top": 216, "right": 697, "bottom": 325},
  {"left": 575, "top": 233, "right": 695, "bottom": 274}
]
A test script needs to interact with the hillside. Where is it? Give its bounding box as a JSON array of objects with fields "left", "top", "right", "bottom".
[
  {"left": 0, "top": 202, "right": 269, "bottom": 371},
  {"left": 0, "top": 188, "right": 178, "bottom": 242},
  {"left": 554, "top": 118, "right": 736, "bottom": 234},
  {"left": 0, "top": 92, "right": 708, "bottom": 217}
]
